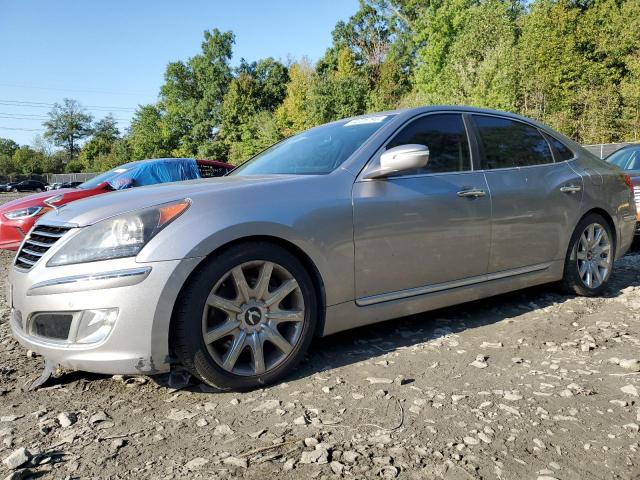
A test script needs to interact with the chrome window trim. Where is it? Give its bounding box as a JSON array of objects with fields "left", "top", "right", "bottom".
[{"left": 357, "top": 111, "right": 475, "bottom": 181}]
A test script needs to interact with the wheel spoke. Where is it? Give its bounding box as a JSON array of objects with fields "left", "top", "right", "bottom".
[
  {"left": 264, "top": 279, "right": 298, "bottom": 308},
  {"left": 587, "top": 224, "right": 595, "bottom": 246},
  {"left": 254, "top": 262, "right": 274, "bottom": 300},
  {"left": 585, "top": 265, "right": 593, "bottom": 287},
  {"left": 579, "top": 233, "right": 589, "bottom": 252},
  {"left": 223, "top": 331, "right": 247, "bottom": 371},
  {"left": 593, "top": 227, "right": 604, "bottom": 247},
  {"left": 207, "top": 294, "right": 242, "bottom": 314},
  {"left": 204, "top": 320, "right": 240, "bottom": 344},
  {"left": 231, "top": 266, "right": 251, "bottom": 303},
  {"left": 263, "top": 325, "right": 293, "bottom": 355},
  {"left": 578, "top": 261, "right": 589, "bottom": 278},
  {"left": 267, "top": 309, "right": 304, "bottom": 323},
  {"left": 592, "top": 264, "right": 603, "bottom": 286},
  {"left": 598, "top": 258, "right": 610, "bottom": 269},
  {"left": 576, "top": 251, "right": 587, "bottom": 260},
  {"left": 248, "top": 332, "right": 266, "bottom": 375}
]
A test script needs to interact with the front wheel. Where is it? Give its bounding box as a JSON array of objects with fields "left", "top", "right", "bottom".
[
  {"left": 171, "top": 242, "right": 318, "bottom": 391},
  {"left": 561, "top": 213, "right": 615, "bottom": 296},
  {"left": 11, "top": 188, "right": 17, "bottom": 193}
]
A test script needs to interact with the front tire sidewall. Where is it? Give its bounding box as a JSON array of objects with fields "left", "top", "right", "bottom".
[
  {"left": 173, "top": 243, "right": 317, "bottom": 392},
  {"left": 563, "top": 213, "right": 614, "bottom": 296}
]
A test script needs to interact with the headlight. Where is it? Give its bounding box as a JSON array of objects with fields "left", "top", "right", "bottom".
[
  {"left": 4, "top": 206, "right": 43, "bottom": 220},
  {"left": 47, "top": 199, "right": 190, "bottom": 266}
]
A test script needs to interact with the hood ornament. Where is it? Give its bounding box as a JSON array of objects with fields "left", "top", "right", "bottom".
[{"left": 44, "top": 194, "right": 64, "bottom": 213}]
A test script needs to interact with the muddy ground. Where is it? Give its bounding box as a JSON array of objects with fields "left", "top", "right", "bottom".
[{"left": 0, "top": 192, "right": 639, "bottom": 479}]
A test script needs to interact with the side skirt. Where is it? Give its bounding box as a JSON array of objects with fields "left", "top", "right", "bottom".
[{"left": 322, "top": 259, "right": 564, "bottom": 336}]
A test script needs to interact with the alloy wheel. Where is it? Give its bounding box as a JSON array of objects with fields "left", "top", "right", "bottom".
[
  {"left": 576, "top": 222, "right": 612, "bottom": 289},
  {"left": 202, "top": 260, "right": 305, "bottom": 376}
]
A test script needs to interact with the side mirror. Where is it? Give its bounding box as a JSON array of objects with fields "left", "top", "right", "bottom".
[{"left": 364, "top": 144, "right": 430, "bottom": 179}]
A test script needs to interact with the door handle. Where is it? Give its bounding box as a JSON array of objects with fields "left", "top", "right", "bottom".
[
  {"left": 457, "top": 188, "right": 486, "bottom": 198},
  {"left": 560, "top": 184, "right": 581, "bottom": 194}
]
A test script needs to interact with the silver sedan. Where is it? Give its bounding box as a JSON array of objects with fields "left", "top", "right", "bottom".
[{"left": 8, "top": 106, "right": 637, "bottom": 391}]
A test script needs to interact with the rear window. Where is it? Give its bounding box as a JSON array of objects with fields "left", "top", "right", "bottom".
[
  {"left": 472, "top": 115, "right": 554, "bottom": 169},
  {"left": 543, "top": 133, "right": 575, "bottom": 161}
]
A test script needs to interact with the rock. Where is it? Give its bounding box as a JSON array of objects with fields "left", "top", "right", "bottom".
[
  {"left": 89, "top": 411, "right": 109, "bottom": 425},
  {"left": 463, "top": 436, "right": 480, "bottom": 446},
  {"left": 533, "top": 438, "right": 546, "bottom": 449},
  {"left": 342, "top": 450, "right": 360, "bottom": 463},
  {"left": 621, "top": 385, "right": 639, "bottom": 397},
  {"left": 2, "top": 448, "right": 30, "bottom": 470},
  {"left": 300, "top": 449, "right": 327, "bottom": 464},
  {"left": 470, "top": 360, "right": 488, "bottom": 369},
  {"left": 330, "top": 461, "right": 345, "bottom": 474},
  {"left": 223, "top": 456, "right": 248, "bottom": 468},
  {"left": 252, "top": 400, "right": 281, "bottom": 412},
  {"left": 185, "top": 457, "right": 209, "bottom": 470},
  {"left": 196, "top": 418, "right": 208, "bottom": 427},
  {"left": 166, "top": 409, "right": 197, "bottom": 421},
  {"left": 623, "top": 423, "right": 639, "bottom": 432},
  {"left": 213, "top": 424, "right": 234, "bottom": 436},
  {"left": 478, "top": 432, "right": 492, "bottom": 444},
  {"left": 481, "top": 342, "right": 503, "bottom": 349},
  {"left": 619, "top": 359, "right": 640, "bottom": 371},
  {"left": 293, "top": 415, "right": 309, "bottom": 425},
  {"left": 111, "top": 438, "right": 126, "bottom": 451},
  {"left": 57, "top": 412, "right": 77, "bottom": 428},
  {"left": 379, "top": 465, "right": 400, "bottom": 478},
  {"left": 499, "top": 404, "right": 521, "bottom": 416},
  {"left": 304, "top": 437, "right": 319, "bottom": 448},
  {"left": 366, "top": 377, "right": 393, "bottom": 384},
  {"left": 504, "top": 393, "right": 522, "bottom": 401}
]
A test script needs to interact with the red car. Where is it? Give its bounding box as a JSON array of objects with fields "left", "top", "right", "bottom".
[{"left": 0, "top": 158, "right": 233, "bottom": 250}]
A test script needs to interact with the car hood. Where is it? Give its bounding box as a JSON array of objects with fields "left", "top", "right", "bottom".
[
  {"left": 0, "top": 187, "right": 101, "bottom": 213},
  {"left": 37, "top": 175, "right": 298, "bottom": 227}
]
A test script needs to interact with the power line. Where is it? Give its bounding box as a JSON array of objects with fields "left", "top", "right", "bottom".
[
  {"left": 0, "top": 82, "right": 153, "bottom": 97},
  {"left": 0, "top": 99, "right": 138, "bottom": 112},
  {"left": 0, "top": 126, "right": 44, "bottom": 132},
  {"left": 0, "top": 113, "right": 127, "bottom": 122}
]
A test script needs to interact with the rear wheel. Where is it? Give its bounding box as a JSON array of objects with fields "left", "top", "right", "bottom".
[
  {"left": 561, "top": 213, "right": 614, "bottom": 296},
  {"left": 35, "top": 188, "right": 42, "bottom": 192},
  {"left": 171, "top": 242, "right": 317, "bottom": 391}
]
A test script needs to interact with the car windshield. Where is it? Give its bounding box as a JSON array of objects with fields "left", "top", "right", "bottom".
[
  {"left": 232, "top": 115, "right": 394, "bottom": 176},
  {"left": 79, "top": 163, "right": 136, "bottom": 189},
  {"left": 606, "top": 147, "right": 640, "bottom": 171}
]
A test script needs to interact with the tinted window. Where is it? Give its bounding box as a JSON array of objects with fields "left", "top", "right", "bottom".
[
  {"left": 386, "top": 114, "right": 470, "bottom": 174},
  {"left": 543, "top": 133, "right": 574, "bottom": 161},
  {"left": 472, "top": 115, "right": 554, "bottom": 169}
]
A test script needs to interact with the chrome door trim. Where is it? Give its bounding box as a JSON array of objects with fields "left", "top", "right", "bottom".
[{"left": 356, "top": 262, "right": 552, "bottom": 306}]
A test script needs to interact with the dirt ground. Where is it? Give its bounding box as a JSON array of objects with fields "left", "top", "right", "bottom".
[{"left": 0, "top": 192, "right": 639, "bottom": 479}]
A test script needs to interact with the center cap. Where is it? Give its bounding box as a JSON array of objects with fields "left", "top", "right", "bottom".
[
  {"left": 244, "top": 307, "right": 262, "bottom": 326},
  {"left": 586, "top": 250, "right": 593, "bottom": 261}
]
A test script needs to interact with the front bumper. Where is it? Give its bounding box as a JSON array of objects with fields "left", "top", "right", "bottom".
[
  {"left": 8, "top": 255, "right": 201, "bottom": 375},
  {"left": 0, "top": 216, "right": 32, "bottom": 250}
]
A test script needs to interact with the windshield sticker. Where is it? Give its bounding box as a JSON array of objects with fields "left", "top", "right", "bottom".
[
  {"left": 344, "top": 116, "right": 388, "bottom": 127},
  {"left": 113, "top": 168, "right": 129, "bottom": 173}
]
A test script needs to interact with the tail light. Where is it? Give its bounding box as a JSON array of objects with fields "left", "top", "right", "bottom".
[{"left": 621, "top": 173, "right": 634, "bottom": 191}]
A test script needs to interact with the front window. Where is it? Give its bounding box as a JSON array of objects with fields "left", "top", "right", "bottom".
[{"left": 232, "top": 115, "right": 394, "bottom": 176}]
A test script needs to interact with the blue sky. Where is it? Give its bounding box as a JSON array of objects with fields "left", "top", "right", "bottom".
[{"left": 0, "top": 0, "right": 359, "bottom": 145}]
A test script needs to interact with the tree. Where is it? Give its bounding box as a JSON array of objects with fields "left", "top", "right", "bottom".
[
  {"left": 275, "top": 59, "right": 318, "bottom": 136},
  {"left": 12, "top": 146, "right": 46, "bottom": 175},
  {"left": 0, "top": 138, "right": 19, "bottom": 158},
  {"left": 128, "top": 104, "right": 176, "bottom": 160},
  {"left": 79, "top": 114, "right": 121, "bottom": 170},
  {"left": 43, "top": 98, "right": 93, "bottom": 161}
]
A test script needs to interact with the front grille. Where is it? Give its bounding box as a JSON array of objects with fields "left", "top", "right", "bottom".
[{"left": 15, "top": 225, "right": 71, "bottom": 270}]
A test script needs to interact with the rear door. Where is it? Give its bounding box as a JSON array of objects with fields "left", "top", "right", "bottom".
[
  {"left": 469, "top": 114, "right": 583, "bottom": 273},
  {"left": 352, "top": 113, "right": 491, "bottom": 301}
]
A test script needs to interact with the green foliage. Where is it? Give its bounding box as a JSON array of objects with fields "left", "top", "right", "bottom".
[
  {"left": 43, "top": 98, "right": 94, "bottom": 161},
  {"left": 8, "top": 1, "right": 640, "bottom": 177}
]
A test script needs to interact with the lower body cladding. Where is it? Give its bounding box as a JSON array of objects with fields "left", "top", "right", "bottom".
[{"left": 8, "top": 257, "right": 202, "bottom": 375}]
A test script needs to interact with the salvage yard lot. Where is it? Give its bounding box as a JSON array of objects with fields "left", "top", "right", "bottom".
[{"left": 0, "top": 193, "right": 639, "bottom": 479}]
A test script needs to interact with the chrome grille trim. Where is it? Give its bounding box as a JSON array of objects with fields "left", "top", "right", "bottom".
[{"left": 15, "top": 225, "right": 72, "bottom": 270}]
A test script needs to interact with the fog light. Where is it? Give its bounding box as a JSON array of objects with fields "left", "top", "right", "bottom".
[{"left": 75, "top": 309, "right": 118, "bottom": 344}]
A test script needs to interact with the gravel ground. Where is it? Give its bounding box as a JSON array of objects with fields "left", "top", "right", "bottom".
[{"left": 0, "top": 192, "right": 639, "bottom": 479}]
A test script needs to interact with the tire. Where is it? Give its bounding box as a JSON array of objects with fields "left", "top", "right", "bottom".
[
  {"left": 35, "top": 188, "right": 42, "bottom": 192},
  {"left": 561, "top": 213, "right": 615, "bottom": 296},
  {"left": 171, "top": 241, "right": 318, "bottom": 392},
  {"left": 11, "top": 188, "right": 17, "bottom": 193}
]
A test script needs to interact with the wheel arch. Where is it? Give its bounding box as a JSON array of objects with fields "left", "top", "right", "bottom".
[{"left": 168, "top": 235, "right": 328, "bottom": 346}]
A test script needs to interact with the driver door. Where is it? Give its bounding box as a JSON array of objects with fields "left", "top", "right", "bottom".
[{"left": 352, "top": 113, "right": 491, "bottom": 302}]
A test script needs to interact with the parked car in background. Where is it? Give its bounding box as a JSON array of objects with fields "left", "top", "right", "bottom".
[
  {"left": 7, "top": 107, "right": 636, "bottom": 391},
  {"left": 0, "top": 157, "right": 233, "bottom": 250},
  {"left": 606, "top": 144, "right": 640, "bottom": 234},
  {"left": 2, "top": 182, "right": 22, "bottom": 192},
  {"left": 8, "top": 180, "right": 47, "bottom": 193},
  {"left": 45, "top": 183, "right": 62, "bottom": 191},
  {"left": 58, "top": 181, "right": 83, "bottom": 189}
]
